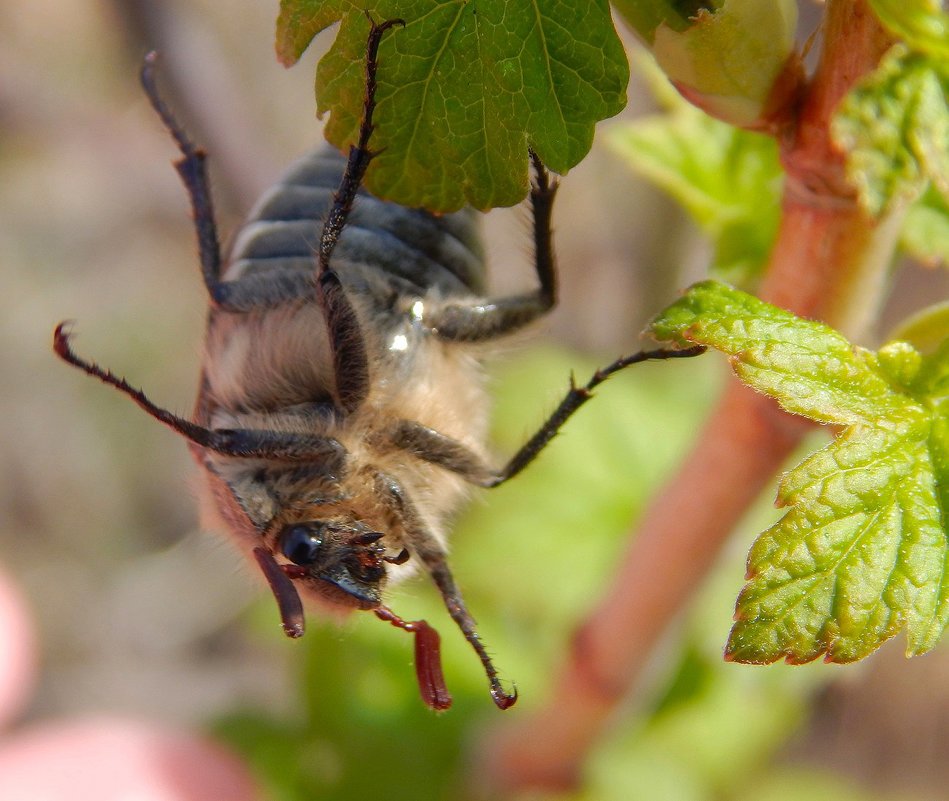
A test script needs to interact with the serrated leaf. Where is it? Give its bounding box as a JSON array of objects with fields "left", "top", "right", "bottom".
[
  {"left": 832, "top": 44, "right": 949, "bottom": 217},
  {"left": 276, "top": 0, "right": 628, "bottom": 211},
  {"left": 607, "top": 56, "right": 782, "bottom": 287},
  {"left": 650, "top": 280, "right": 949, "bottom": 664}
]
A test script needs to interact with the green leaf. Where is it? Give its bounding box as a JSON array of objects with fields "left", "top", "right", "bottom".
[
  {"left": 650, "top": 280, "right": 949, "bottom": 664},
  {"left": 608, "top": 69, "right": 782, "bottom": 286},
  {"left": 275, "top": 0, "right": 628, "bottom": 211},
  {"left": 869, "top": 0, "right": 949, "bottom": 59},
  {"left": 900, "top": 185, "right": 949, "bottom": 267},
  {"left": 889, "top": 301, "right": 949, "bottom": 353},
  {"left": 608, "top": 0, "right": 705, "bottom": 42},
  {"left": 832, "top": 44, "right": 949, "bottom": 217}
]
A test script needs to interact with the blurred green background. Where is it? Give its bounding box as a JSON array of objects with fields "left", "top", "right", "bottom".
[{"left": 3, "top": 1, "right": 949, "bottom": 800}]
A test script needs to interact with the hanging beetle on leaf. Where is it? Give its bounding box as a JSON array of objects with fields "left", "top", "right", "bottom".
[{"left": 54, "top": 18, "right": 703, "bottom": 710}]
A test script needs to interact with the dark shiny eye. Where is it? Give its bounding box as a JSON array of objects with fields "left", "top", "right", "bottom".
[{"left": 280, "top": 524, "right": 323, "bottom": 566}]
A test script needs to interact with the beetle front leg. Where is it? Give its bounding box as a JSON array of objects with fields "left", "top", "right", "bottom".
[
  {"left": 54, "top": 325, "right": 350, "bottom": 462},
  {"left": 316, "top": 17, "right": 404, "bottom": 413},
  {"left": 372, "top": 470, "right": 517, "bottom": 709}
]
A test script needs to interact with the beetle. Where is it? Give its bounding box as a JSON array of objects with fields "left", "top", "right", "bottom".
[{"left": 54, "top": 18, "right": 703, "bottom": 710}]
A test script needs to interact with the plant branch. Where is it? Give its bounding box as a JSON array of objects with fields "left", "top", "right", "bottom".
[{"left": 477, "top": 0, "right": 899, "bottom": 792}]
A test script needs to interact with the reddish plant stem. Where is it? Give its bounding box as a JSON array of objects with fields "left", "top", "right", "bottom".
[{"left": 479, "top": 0, "right": 898, "bottom": 792}]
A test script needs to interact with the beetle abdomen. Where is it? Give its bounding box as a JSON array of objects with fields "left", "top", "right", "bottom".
[{"left": 225, "top": 148, "right": 486, "bottom": 298}]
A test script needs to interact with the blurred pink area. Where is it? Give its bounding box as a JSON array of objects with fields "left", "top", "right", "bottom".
[
  {"left": 0, "top": 568, "right": 261, "bottom": 801},
  {"left": 0, "top": 718, "right": 260, "bottom": 801},
  {"left": 0, "top": 570, "right": 36, "bottom": 729}
]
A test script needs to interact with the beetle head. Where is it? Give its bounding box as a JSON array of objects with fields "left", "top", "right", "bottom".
[{"left": 276, "top": 519, "right": 391, "bottom": 609}]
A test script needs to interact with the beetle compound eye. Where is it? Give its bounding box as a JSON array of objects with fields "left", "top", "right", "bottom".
[{"left": 280, "top": 524, "right": 324, "bottom": 566}]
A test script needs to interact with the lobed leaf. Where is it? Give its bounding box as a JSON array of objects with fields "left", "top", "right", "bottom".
[
  {"left": 832, "top": 44, "right": 949, "bottom": 217},
  {"left": 651, "top": 281, "right": 949, "bottom": 664},
  {"left": 276, "top": 0, "right": 628, "bottom": 211}
]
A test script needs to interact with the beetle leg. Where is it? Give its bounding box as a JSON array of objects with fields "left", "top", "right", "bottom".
[
  {"left": 386, "top": 345, "right": 707, "bottom": 487},
  {"left": 481, "top": 345, "right": 707, "bottom": 485},
  {"left": 141, "top": 55, "right": 326, "bottom": 314},
  {"left": 372, "top": 470, "right": 517, "bottom": 709},
  {"left": 316, "top": 17, "right": 404, "bottom": 414},
  {"left": 424, "top": 152, "right": 558, "bottom": 342},
  {"left": 317, "top": 16, "right": 405, "bottom": 277},
  {"left": 140, "top": 53, "right": 234, "bottom": 307},
  {"left": 385, "top": 420, "right": 496, "bottom": 486},
  {"left": 53, "top": 324, "right": 350, "bottom": 462}
]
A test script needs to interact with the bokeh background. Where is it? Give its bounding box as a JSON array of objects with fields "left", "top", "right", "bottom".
[{"left": 3, "top": 1, "right": 949, "bottom": 799}]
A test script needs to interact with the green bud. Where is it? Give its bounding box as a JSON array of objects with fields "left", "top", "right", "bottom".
[
  {"left": 876, "top": 340, "right": 923, "bottom": 388},
  {"left": 613, "top": 0, "right": 802, "bottom": 129}
]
